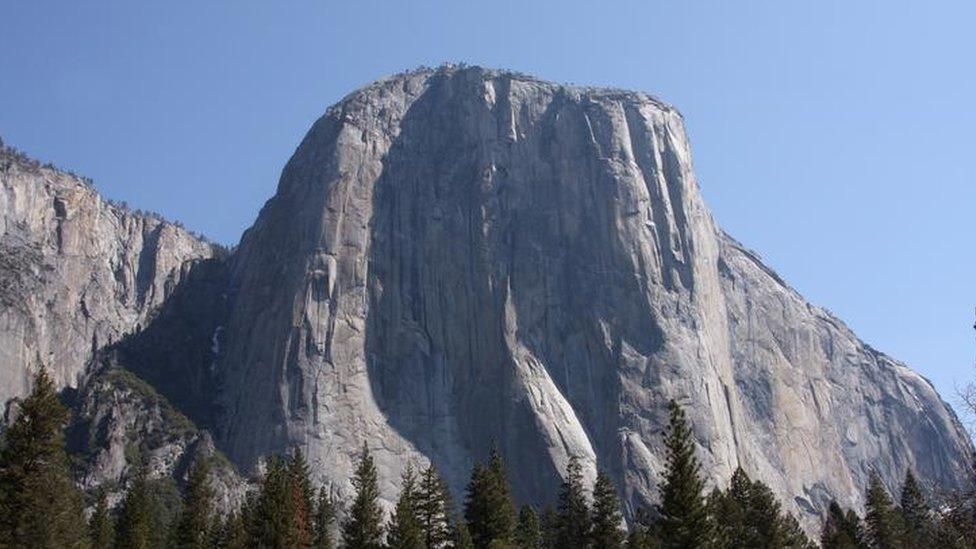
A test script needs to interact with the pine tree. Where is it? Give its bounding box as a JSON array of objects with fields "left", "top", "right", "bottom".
[
  {"left": 216, "top": 511, "right": 249, "bottom": 549},
  {"left": 153, "top": 477, "right": 185, "bottom": 547},
  {"left": 0, "top": 368, "right": 90, "bottom": 548},
  {"left": 656, "top": 400, "right": 711, "bottom": 549},
  {"left": 724, "top": 468, "right": 752, "bottom": 545},
  {"left": 707, "top": 486, "right": 738, "bottom": 549},
  {"left": 899, "top": 470, "right": 931, "bottom": 547},
  {"left": 485, "top": 446, "right": 517, "bottom": 546},
  {"left": 174, "top": 457, "right": 214, "bottom": 548},
  {"left": 820, "top": 501, "right": 864, "bottom": 549},
  {"left": 90, "top": 488, "right": 115, "bottom": 549},
  {"left": 115, "top": 472, "right": 180, "bottom": 549},
  {"left": 743, "top": 476, "right": 813, "bottom": 548},
  {"left": 931, "top": 500, "right": 970, "bottom": 549},
  {"left": 312, "top": 487, "right": 336, "bottom": 549},
  {"left": 289, "top": 447, "right": 315, "bottom": 547},
  {"left": 343, "top": 442, "right": 384, "bottom": 549},
  {"left": 708, "top": 468, "right": 813, "bottom": 549},
  {"left": 554, "top": 456, "right": 591, "bottom": 548},
  {"left": 417, "top": 464, "right": 452, "bottom": 548},
  {"left": 388, "top": 465, "right": 425, "bottom": 549},
  {"left": 249, "top": 454, "right": 296, "bottom": 547},
  {"left": 777, "top": 513, "right": 815, "bottom": 549},
  {"left": 465, "top": 463, "right": 490, "bottom": 547},
  {"left": 515, "top": 505, "right": 541, "bottom": 549},
  {"left": 464, "top": 446, "right": 517, "bottom": 548},
  {"left": 116, "top": 467, "right": 157, "bottom": 549},
  {"left": 864, "top": 472, "right": 898, "bottom": 549},
  {"left": 591, "top": 472, "right": 624, "bottom": 549},
  {"left": 625, "top": 507, "right": 662, "bottom": 549},
  {"left": 453, "top": 517, "right": 475, "bottom": 549},
  {"left": 539, "top": 506, "right": 560, "bottom": 549}
]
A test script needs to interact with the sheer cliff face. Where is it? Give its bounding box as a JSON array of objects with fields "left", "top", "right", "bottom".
[
  {"left": 0, "top": 148, "right": 215, "bottom": 408},
  {"left": 0, "top": 66, "right": 968, "bottom": 531},
  {"left": 214, "top": 66, "right": 972, "bottom": 525}
]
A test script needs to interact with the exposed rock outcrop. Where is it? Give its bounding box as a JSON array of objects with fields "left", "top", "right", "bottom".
[
  {"left": 66, "top": 366, "right": 246, "bottom": 513},
  {"left": 211, "top": 66, "right": 972, "bottom": 531},
  {"left": 0, "top": 66, "right": 970, "bottom": 534},
  {"left": 0, "top": 144, "right": 217, "bottom": 407}
]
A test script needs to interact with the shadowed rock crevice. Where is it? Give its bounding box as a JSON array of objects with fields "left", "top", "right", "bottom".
[{"left": 104, "top": 255, "right": 232, "bottom": 433}]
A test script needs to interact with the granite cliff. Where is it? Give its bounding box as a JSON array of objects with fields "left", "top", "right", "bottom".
[
  {"left": 0, "top": 66, "right": 970, "bottom": 531},
  {"left": 0, "top": 142, "right": 241, "bottom": 505},
  {"left": 0, "top": 143, "right": 216, "bottom": 407},
  {"left": 212, "top": 67, "right": 972, "bottom": 529}
]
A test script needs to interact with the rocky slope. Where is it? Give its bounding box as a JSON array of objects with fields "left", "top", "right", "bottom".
[
  {"left": 65, "top": 365, "right": 245, "bottom": 513},
  {"left": 0, "top": 141, "right": 240, "bottom": 506},
  {"left": 211, "top": 66, "right": 972, "bottom": 530},
  {"left": 0, "top": 143, "right": 217, "bottom": 408}
]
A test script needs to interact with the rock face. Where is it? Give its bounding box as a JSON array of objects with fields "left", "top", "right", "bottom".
[
  {"left": 0, "top": 145, "right": 217, "bottom": 408},
  {"left": 0, "top": 143, "right": 243, "bottom": 509},
  {"left": 66, "top": 366, "right": 246, "bottom": 513},
  {"left": 210, "top": 65, "right": 973, "bottom": 530},
  {"left": 1, "top": 66, "right": 971, "bottom": 532}
]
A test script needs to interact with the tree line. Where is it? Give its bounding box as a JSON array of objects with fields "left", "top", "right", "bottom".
[{"left": 0, "top": 369, "right": 973, "bottom": 548}]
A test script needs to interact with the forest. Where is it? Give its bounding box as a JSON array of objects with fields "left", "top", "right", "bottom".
[{"left": 0, "top": 369, "right": 971, "bottom": 549}]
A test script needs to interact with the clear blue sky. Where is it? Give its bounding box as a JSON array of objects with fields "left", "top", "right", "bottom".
[{"left": 2, "top": 2, "right": 974, "bottom": 419}]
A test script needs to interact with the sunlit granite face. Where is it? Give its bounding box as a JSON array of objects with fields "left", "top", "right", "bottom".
[
  {"left": 1, "top": 66, "right": 970, "bottom": 535},
  {"left": 0, "top": 146, "right": 215, "bottom": 407},
  {"left": 211, "top": 66, "right": 972, "bottom": 533}
]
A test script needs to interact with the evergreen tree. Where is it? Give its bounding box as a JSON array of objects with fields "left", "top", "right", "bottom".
[
  {"left": 931, "top": 501, "right": 969, "bottom": 549},
  {"left": 343, "top": 442, "right": 384, "bottom": 549},
  {"left": 591, "top": 472, "right": 624, "bottom": 549},
  {"left": 175, "top": 457, "right": 214, "bottom": 548},
  {"left": 417, "top": 464, "right": 452, "bottom": 549},
  {"left": 656, "top": 400, "right": 711, "bottom": 549},
  {"left": 216, "top": 511, "right": 249, "bottom": 549},
  {"left": 249, "top": 454, "right": 297, "bottom": 547},
  {"left": 555, "top": 456, "right": 591, "bottom": 548},
  {"left": 465, "top": 463, "right": 490, "bottom": 547},
  {"left": 515, "top": 505, "right": 541, "bottom": 549},
  {"left": 207, "top": 513, "right": 223, "bottom": 548},
  {"left": 898, "top": 470, "right": 931, "bottom": 547},
  {"left": 116, "top": 467, "right": 157, "bottom": 549},
  {"left": 289, "top": 447, "right": 315, "bottom": 547},
  {"left": 464, "top": 446, "right": 516, "bottom": 548},
  {"left": 484, "top": 447, "right": 517, "bottom": 546},
  {"left": 820, "top": 501, "right": 864, "bottom": 549},
  {"left": 312, "top": 487, "right": 336, "bottom": 549},
  {"left": 89, "top": 488, "right": 115, "bottom": 549},
  {"left": 453, "top": 517, "right": 475, "bottom": 549},
  {"left": 539, "top": 506, "right": 560, "bottom": 549},
  {"left": 388, "top": 465, "right": 425, "bottom": 549},
  {"left": 625, "top": 507, "right": 661, "bottom": 549},
  {"left": 777, "top": 513, "right": 816, "bottom": 549},
  {"left": 707, "top": 486, "right": 741, "bottom": 548},
  {"left": 744, "top": 476, "right": 813, "bottom": 548},
  {"left": 153, "top": 477, "right": 185, "bottom": 547},
  {"left": 708, "top": 468, "right": 813, "bottom": 549},
  {"left": 0, "top": 368, "right": 90, "bottom": 548},
  {"left": 864, "top": 472, "right": 898, "bottom": 549},
  {"left": 724, "top": 468, "right": 753, "bottom": 545}
]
